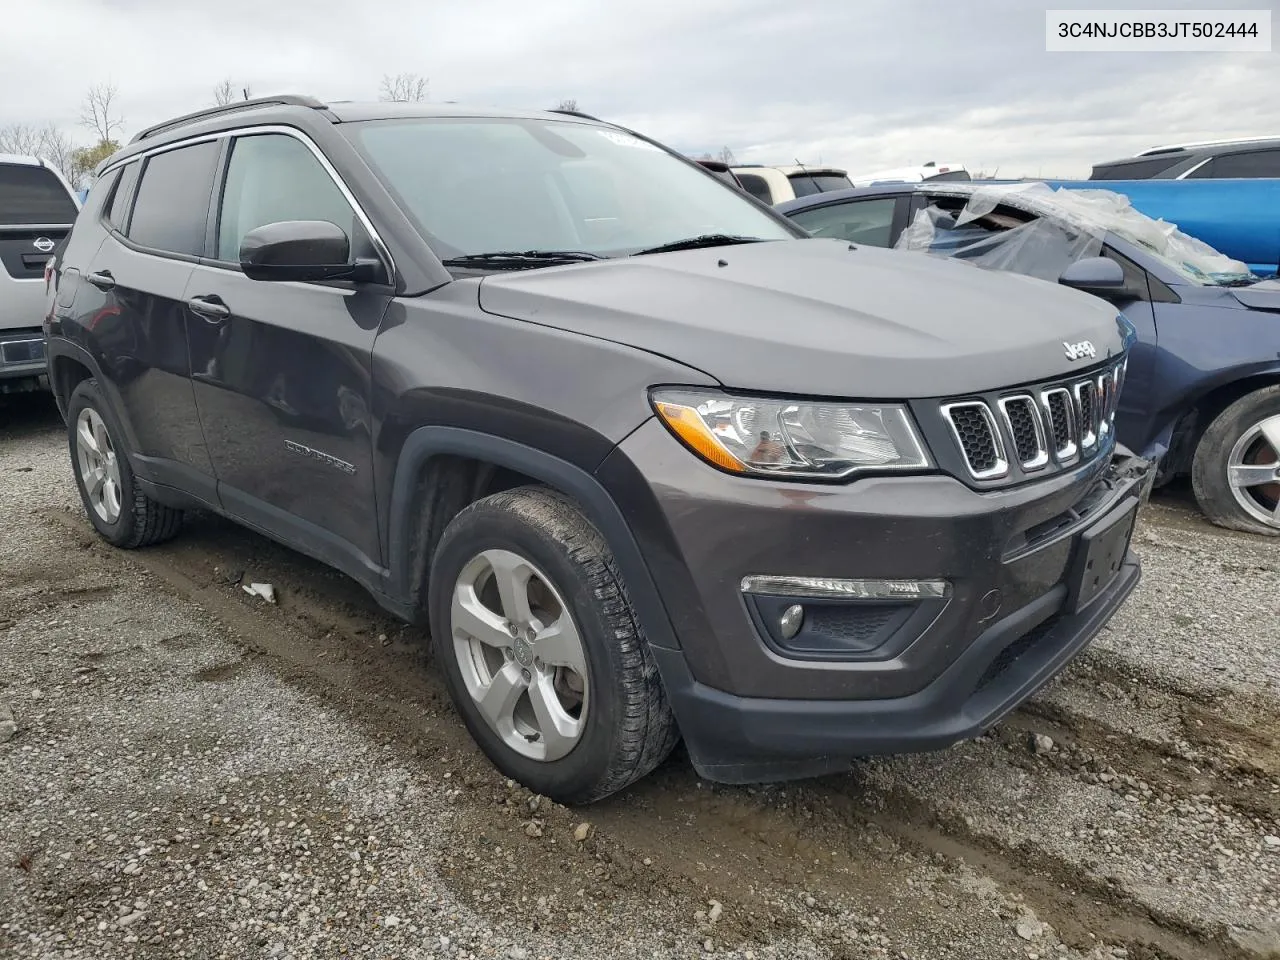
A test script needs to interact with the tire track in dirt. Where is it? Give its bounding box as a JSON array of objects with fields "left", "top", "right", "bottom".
[{"left": 35, "top": 505, "right": 1272, "bottom": 959}]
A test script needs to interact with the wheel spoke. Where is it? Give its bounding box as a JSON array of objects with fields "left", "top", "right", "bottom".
[
  {"left": 1259, "top": 415, "right": 1280, "bottom": 455},
  {"left": 91, "top": 414, "right": 111, "bottom": 456},
  {"left": 534, "top": 615, "right": 588, "bottom": 677},
  {"left": 1228, "top": 463, "right": 1280, "bottom": 488},
  {"left": 527, "top": 672, "right": 582, "bottom": 761},
  {"left": 85, "top": 465, "right": 105, "bottom": 498},
  {"left": 475, "top": 661, "right": 527, "bottom": 731},
  {"left": 487, "top": 551, "right": 535, "bottom": 626},
  {"left": 103, "top": 480, "right": 121, "bottom": 519},
  {"left": 452, "top": 585, "right": 515, "bottom": 651},
  {"left": 77, "top": 418, "right": 99, "bottom": 456}
]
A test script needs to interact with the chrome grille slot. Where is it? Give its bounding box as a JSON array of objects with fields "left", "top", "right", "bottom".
[
  {"left": 1040, "top": 387, "right": 1078, "bottom": 463},
  {"left": 1074, "top": 380, "right": 1098, "bottom": 451},
  {"left": 1096, "top": 370, "right": 1114, "bottom": 437},
  {"left": 997, "top": 395, "right": 1049, "bottom": 470},
  {"left": 943, "top": 401, "right": 1007, "bottom": 480}
]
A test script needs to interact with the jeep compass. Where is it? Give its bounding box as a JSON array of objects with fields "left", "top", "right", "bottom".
[{"left": 44, "top": 96, "right": 1151, "bottom": 803}]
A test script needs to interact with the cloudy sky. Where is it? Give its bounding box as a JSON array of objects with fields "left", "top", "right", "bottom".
[{"left": 3, "top": 0, "right": 1278, "bottom": 178}]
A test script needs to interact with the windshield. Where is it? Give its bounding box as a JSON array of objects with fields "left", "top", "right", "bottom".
[
  {"left": 345, "top": 118, "right": 796, "bottom": 261},
  {"left": 895, "top": 182, "right": 1256, "bottom": 287}
]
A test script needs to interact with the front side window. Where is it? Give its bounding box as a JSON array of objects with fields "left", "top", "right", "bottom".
[
  {"left": 217, "top": 133, "right": 363, "bottom": 263},
  {"left": 790, "top": 198, "right": 898, "bottom": 247},
  {"left": 128, "top": 141, "right": 221, "bottom": 256},
  {"left": 346, "top": 118, "right": 795, "bottom": 259},
  {"left": 1197, "top": 149, "right": 1280, "bottom": 179}
]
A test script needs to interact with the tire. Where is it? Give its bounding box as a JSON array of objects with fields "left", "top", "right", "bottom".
[
  {"left": 427, "top": 486, "right": 678, "bottom": 804},
  {"left": 1191, "top": 385, "right": 1280, "bottom": 536},
  {"left": 66, "top": 378, "right": 184, "bottom": 548}
]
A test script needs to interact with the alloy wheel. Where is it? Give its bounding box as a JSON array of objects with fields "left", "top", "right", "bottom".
[
  {"left": 1227, "top": 414, "right": 1280, "bottom": 529},
  {"left": 449, "top": 548, "right": 589, "bottom": 762},
  {"left": 75, "top": 407, "right": 123, "bottom": 524}
]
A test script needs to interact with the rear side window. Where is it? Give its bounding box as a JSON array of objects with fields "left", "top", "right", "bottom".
[
  {"left": 0, "top": 163, "right": 78, "bottom": 225},
  {"left": 127, "top": 141, "right": 220, "bottom": 256},
  {"left": 105, "top": 161, "right": 140, "bottom": 232},
  {"left": 1088, "top": 156, "right": 1183, "bottom": 180},
  {"left": 216, "top": 133, "right": 360, "bottom": 262},
  {"left": 1191, "top": 149, "right": 1280, "bottom": 179},
  {"left": 736, "top": 173, "right": 773, "bottom": 204}
]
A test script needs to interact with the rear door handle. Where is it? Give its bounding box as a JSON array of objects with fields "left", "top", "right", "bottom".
[
  {"left": 187, "top": 295, "right": 231, "bottom": 322},
  {"left": 86, "top": 270, "right": 115, "bottom": 291}
]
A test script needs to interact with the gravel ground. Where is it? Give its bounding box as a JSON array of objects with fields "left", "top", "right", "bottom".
[{"left": 2, "top": 391, "right": 1278, "bottom": 960}]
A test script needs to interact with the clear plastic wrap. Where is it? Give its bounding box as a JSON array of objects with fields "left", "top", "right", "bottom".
[{"left": 894, "top": 182, "right": 1254, "bottom": 286}]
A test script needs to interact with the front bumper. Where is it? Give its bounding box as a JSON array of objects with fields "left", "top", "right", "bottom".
[{"left": 602, "top": 419, "right": 1152, "bottom": 783}]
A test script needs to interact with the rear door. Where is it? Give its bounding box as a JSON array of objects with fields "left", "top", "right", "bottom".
[
  {"left": 184, "top": 130, "right": 391, "bottom": 572},
  {"left": 0, "top": 161, "right": 80, "bottom": 376},
  {"left": 73, "top": 141, "right": 221, "bottom": 499}
]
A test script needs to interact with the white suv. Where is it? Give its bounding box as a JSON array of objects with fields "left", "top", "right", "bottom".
[
  {"left": 729, "top": 164, "right": 852, "bottom": 205},
  {"left": 1, "top": 154, "right": 80, "bottom": 393}
]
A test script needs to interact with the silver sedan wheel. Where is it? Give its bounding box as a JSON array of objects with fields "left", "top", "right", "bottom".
[
  {"left": 1227, "top": 414, "right": 1280, "bottom": 529},
  {"left": 75, "top": 408, "right": 123, "bottom": 524},
  {"left": 450, "top": 548, "right": 589, "bottom": 762}
]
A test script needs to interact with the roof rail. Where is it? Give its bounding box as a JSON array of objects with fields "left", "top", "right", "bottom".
[
  {"left": 547, "top": 108, "right": 601, "bottom": 122},
  {"left": 130, "top": 94, "right": 330, "bottom": 144},
  {"left": 1137, "top": 134, "right": 1280, "bottom": 155}
]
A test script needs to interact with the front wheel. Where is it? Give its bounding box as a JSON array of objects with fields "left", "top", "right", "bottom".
[
  {"left": 427, "top": 486, "right": 678, "bottom": 804},
  {"left": 1191, "top": 386, "right": 1280, "bottom": 536}
]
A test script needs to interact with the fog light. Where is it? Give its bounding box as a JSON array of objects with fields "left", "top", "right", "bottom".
[{"left": 779, "top": 604, "right": 805, "bottom": 640}]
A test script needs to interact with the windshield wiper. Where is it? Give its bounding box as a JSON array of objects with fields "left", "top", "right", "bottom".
[
  {"left": 441, "top": 250, "right": 606, "bottom": 269},
  {"left": 1216, "top": 276, "right": 1260, "bottom": 287},
  {"left": 632, "top": 234, "right": 768, "bottom": 256}
]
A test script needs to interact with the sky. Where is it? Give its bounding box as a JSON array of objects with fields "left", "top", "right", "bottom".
[{"left": 2, "top": 0, "right": 1278, "bottom": 179}]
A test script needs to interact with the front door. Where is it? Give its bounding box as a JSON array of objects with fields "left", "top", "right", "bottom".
[{"left": 185, "top": 131, "right": 392, "bottom": 574}]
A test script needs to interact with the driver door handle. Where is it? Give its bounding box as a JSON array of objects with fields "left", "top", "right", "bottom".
[{"left": 187, "top": 295, "right": 231, "bottom": 322}]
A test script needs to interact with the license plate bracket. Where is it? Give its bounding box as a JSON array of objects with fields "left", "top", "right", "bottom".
[{"left": 1065, "top": 496, "right": 1138, "bottom": 614}]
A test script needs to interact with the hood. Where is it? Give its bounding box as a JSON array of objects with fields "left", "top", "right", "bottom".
[
  {"left": 477, "top": 238, "right": 1128, "bottom": 399},
  {"left": 1230, "top": 277, "right": 1280, "bottom": 313}
]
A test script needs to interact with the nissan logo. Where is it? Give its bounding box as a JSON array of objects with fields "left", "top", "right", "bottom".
[{"left": 33, "top": 237, "right": 55, "bottom": 253}]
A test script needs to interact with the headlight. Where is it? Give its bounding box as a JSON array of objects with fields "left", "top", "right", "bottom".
[{"left": 650, "top": 388, "right": 931, "bottom": 479}]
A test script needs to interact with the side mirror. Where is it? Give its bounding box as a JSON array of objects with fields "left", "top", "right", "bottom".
[
  {"left": 1058, "top": 256, "right": 1126, "bottom": 297},
  {"left": 239, "top": 220, "right": 372, "bottom": 283}
]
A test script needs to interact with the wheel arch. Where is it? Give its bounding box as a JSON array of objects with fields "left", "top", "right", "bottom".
[
  {"left": 386, "top": 425, "right": 682, "bottom": 653},
  {"left": 1160, "top": 368, "right": 1280, "bottom": 478}
]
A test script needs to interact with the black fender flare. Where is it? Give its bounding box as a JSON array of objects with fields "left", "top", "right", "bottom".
[
  {"left": 44, "top": 338, "right": 106, "bottom": 422},
  {"left": 386, "top": 425, "right": 683, "bottom": 652}
]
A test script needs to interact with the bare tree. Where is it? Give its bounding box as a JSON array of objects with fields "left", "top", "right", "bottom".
[
  {"left": 0, "top": 123, "right": 45, "bottom": 156},
  {"left": 379, "top": 73, "right": 428, "bottom": 102},
  {"left": 80, "top": 83, "right": 124, "bottom": 144},
  {"left": 214, "top": 80, "right": 252, "bottom": 105},
  {"left": 0, "top": 123, "right": 79, "bottom": 181},
  {"left": 555, "top": 98, "right": 579, "bottom": 112},
  {"left": 717, "top": 145, "right": 736, "bottom": 165}
]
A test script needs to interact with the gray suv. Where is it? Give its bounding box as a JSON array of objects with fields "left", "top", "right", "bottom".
[
  {"left": 1, "top": 154, "right": 80, "bottom": 392},
  {"left": 44, "top": 96, "right": 1152, "bottom": 803}
]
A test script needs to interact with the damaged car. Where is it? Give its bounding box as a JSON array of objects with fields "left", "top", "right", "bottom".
[{"left": 778, "top": 181, "right": 1280, "bottom": 536}]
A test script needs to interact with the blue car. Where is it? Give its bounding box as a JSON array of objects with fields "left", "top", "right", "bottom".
[
  {"left": 777, "top": 181, "right": 1280, "bottom": 536},
  {"left": 1041, "top": 178, "right": 1280, "bottom": 278}
]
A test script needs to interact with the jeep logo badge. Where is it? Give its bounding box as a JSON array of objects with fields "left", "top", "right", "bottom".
[
  {"left": 33, "top": 237, "right": 55, "bottom": 253},
  {"left": 1063, "top": 340, "right": 1096, "bottom": 361}
]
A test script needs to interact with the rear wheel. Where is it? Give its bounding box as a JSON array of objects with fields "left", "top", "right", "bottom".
[
  {"left": 428, "top": 486, "right": 678, "bottom": 804},
  {"left": 66, "top": 378, "right": 184, "bottom": 548},
  {"left": 1191, "top": 386, "right": 1280, "bottom": 536}
]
